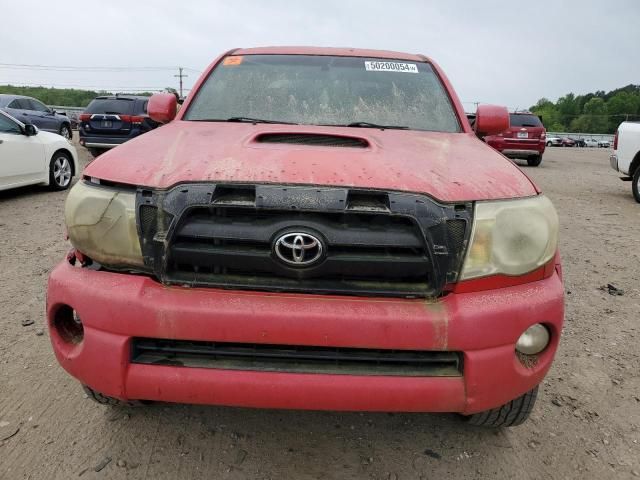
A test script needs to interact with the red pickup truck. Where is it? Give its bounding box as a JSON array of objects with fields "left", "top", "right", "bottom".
[{"left": 47, "top": 47, "right": 563, "bottom": 427}]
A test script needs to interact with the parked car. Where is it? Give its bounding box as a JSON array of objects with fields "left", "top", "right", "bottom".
[
  {"left": 583, "top": 138, "right": 599, "bottom": 147},
  {"left": 598, "top": 139, "right": 611, "bottom": 148},
  {"left": 78, "top": 95, "right": 159, "bottom": 157},
  {"left": 610, "top": 122, "right": 640, "bottom": 202},
  {"left": 561, "top": 137, "right": 575, "bottom": 147},
  {"left": 571, "top": 138, "right": 586, "bottom": 148},
  {"left": 49, "top": 47, "right": 563, "bottom": 428},
  {"left": 0, "top": 110, "right": 78, "bottom": 191},
  {"left": 0, "top": 94, "right": 73, "bottom": 140},
  {"left": 484, "top": 112, "right": 546, "bottom": 166},
  {"left": 546, "top": 135, "right": 562, "bottom": 147}
]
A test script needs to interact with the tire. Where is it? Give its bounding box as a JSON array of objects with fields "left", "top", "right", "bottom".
[
  {"left": 527, "top": 155, "right": 543, "bottom": 167},
  {"left": 48, "top": 151, "right": 73, "bottom": 190},
  {"left": 82, "top": 385, "right": 148, "bottom": 407},
  {"left": 546, "top": 141, "right": 552, "bottom": 147},
  {"left": 465, "top": 386, "right": 538, "bottom": 427},
  {"left": 632, "top": 167, "right": 640, "bottom": 204},
  {"left": 88, "top": 148, "right": 104, "bottom": 158},
  {"left": 59, "top": 123, "right": 72, "bottom": 140}
]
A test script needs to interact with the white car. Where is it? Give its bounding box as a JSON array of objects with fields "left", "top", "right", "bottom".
[
  {"left": 611, "top": 122, "right": 640, "bottom": 202},
  {"left": 598, "top": 139, "right": 611, "bottom": 148},
  {"left": 583, "top": 138, "right": 599, "bottom": 147},
  {"left": 0, "top": 110, "right": 78, "bottom": 192},
  {"left": 545, "top": 135, "right": 562, "bottom": 146}
]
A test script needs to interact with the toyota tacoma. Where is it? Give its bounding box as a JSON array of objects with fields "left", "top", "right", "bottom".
[{"left": 47, "top": 47, "right": 563, "bottom": 427}]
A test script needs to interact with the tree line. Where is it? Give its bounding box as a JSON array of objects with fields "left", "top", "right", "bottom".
[
  {"left": 0, "top": 85, "right": 154, "bottom": 107},
  {"left": 2, "top": 83, "right": 639, "bottom": 134},
  {"left": 530, "top": 84, "right": 640, "bottom": 134}
]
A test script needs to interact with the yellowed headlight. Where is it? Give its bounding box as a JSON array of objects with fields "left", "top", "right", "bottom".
[
  {"left": 460, "top": 195, "right": 558, "bottom": 280},
  {"left": 65, "top": 181, "right": 143, "bottom": 268}
]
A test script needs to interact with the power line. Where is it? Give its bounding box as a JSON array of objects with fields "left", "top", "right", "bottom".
[
  {"left": 0, "top": 81, "right": 192, "bottom": 91},
  {"left": 0, "top": 62, "right": 202, "bottom": 73}
]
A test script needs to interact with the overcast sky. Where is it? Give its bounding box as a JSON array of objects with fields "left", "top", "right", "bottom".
[{"left": 1, "top": 0, "right": 638, "bottom": 110}]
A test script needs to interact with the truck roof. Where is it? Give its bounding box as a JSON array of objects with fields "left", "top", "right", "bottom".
[{"left": 232, "top": 46, "right": 430, "bottom": 62}]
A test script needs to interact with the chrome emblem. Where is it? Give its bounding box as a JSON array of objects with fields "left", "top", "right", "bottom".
[{"left": 274, "top": 232, "right": 323, "bottom": 266}]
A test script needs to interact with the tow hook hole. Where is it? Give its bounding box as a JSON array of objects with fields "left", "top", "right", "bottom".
[{"left": 53, "top": 305, "right": 84, "bottom": 345}]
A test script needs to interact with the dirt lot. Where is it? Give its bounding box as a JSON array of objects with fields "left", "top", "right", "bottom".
[{"left": 1, "top": 141, "right": 639, "bottom": 480}]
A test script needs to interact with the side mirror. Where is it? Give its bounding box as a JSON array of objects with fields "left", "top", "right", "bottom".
[
  {"left": 23, "top": 124, "right": 37, "bottom": 136},
  {"left": 148, "top": 93, "right": 178, "bottom": 123},
  {"left": 474, "top": 104, "right": 509, "bottom": 136}
]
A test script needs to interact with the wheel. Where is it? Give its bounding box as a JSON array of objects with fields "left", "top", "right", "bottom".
[
  {"left": 632, "top": 167, "right": 640, "bottom": 203},
  {"left": 59, "top": 124, "right": 72, "bottom": 140},
  {"left": 82, "top": 385, "right": 149, "bottom": 407},
  {"left": 546, "top": 141, "right": 552, "bottom": 147},
  {"left": 465, "top": 386, "right": 538, "bottom": 427},
  {"left": 48, "top": 152, "right": 73, "bottom": 190},
  {"left": 527, "top": 155, "right": 543, "bottom": 167},
  {"left": 88, "top": 148, "right": 105, "bottom": 158}
]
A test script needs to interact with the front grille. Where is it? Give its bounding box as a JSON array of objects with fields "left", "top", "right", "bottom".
[
  {"left": 166, "top": 207, "right": 431, "bottom": 297},
  {"left": 136, "top": 184, "right": 473, "bottom": 297},
  {"left": 256, "top": 133, "right": 368, "bottom": 148},
  {"left": 131, "top": 338, "right": 463, "bottom": 377}
]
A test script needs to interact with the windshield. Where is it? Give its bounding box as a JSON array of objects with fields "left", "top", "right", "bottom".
[{"left": 184, "top": 55, "right": 461, "bottom": 132}]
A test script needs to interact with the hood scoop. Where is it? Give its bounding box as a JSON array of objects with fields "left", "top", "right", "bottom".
[{"left": 255, "top": 132, "right": 369, "bottom": 148}]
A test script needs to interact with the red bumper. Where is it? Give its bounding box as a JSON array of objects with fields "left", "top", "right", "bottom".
[
  {"left": 47, "top": 260, "right": 564, "bottom": 414},
  {"left": 485, "top": 137, "right": 546, "bottom": 156}
]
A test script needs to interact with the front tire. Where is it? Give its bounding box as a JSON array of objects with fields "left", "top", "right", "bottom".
[
  {"left": 546, "top": 141, "right": 552, "bottom": 146},
  {"left": 82, "top": 385, "right": 149, "bottom": 407},
  {"left": 48, "top": 152, "right": 73, "bottom": 190},
  {"left": 632, "top": 167, "right": 640, "bottom": 203},
  {"left": 465, "top": 387, "right": 538, "bottom": 427},
  {"left": 527, "top": 155, "right": 543, "bottom": 167},
  {"left": 59, "top": 124, "right": 72, "bottom": 140}
]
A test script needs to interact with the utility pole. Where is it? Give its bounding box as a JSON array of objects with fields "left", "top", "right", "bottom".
[{"left": 174, "top": 67, "right": 188, "bottom": 98}]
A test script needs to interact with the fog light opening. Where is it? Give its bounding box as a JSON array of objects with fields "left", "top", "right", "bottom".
[
  {"left": 516, "top": 323, "right": 550, "bottom": 356},
  {"left": 53, "top": 305, "right": 84, "bottom": 345}
]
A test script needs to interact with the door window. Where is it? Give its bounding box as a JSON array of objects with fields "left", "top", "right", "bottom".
[
  {"left": 0, "top": 114, "right": 22, "bottom": 134},
  {"left": 29, "top": 99, "right": 50, "bottom": 112}
]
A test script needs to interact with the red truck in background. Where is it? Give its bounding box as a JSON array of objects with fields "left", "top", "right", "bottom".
[{"left": 47, "top": 47, "right": 563, "bottom": 428}]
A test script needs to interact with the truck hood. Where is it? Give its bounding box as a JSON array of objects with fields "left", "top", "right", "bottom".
[{"left": 84, "top": 121, "right": 538, "bottom": 202}]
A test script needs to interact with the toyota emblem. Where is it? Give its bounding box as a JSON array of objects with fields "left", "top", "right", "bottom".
[{"left": 274, "top": 232, "right": 324, "bottom": 267}]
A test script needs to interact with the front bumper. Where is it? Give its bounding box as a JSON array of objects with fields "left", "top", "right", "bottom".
[
  {"left": 47, "top": 259, "right": 564, "bottom": 414},
  {"left": 610, "top": 154, "right": 618, "bottom": 172}
]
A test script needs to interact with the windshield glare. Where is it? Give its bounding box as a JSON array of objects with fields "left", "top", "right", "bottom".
[{"left": 184, "top": 55, "right": 461, "bottom": 132}]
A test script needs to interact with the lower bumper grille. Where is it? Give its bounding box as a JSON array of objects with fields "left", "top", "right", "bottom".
[{"left": 131, "top": 338, "right": 463, "bottom": 377}]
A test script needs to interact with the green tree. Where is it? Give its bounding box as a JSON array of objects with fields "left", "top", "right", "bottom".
[
  {"left": 571, "top": 98, "right": 608, "bottom": 133},
  {"left": 531, "top": 98, "right": 564, "bottom": 131}
]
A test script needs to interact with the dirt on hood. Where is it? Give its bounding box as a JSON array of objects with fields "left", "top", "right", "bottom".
[{"left": 83, "top": 121, "right": 538, "bottom": 202}]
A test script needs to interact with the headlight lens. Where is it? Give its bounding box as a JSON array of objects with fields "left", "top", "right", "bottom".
[
  {"left": 460, "top": 195, "right": 558, "bottom": 280},
  {"left": 65, "top": 180, "right": 143, "bottom": 268}
]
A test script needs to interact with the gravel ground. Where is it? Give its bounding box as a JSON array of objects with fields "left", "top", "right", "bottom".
[{"left": 0, "top": 140, "right": 639, "bottom": 480}]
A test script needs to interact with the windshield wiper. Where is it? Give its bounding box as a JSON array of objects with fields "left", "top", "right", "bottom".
[
  {"left": 333, "top": 121, "right": 409, "bottom": 130},
  {"left": 226, "top": 116, "right": 298, "bottom": 125}
]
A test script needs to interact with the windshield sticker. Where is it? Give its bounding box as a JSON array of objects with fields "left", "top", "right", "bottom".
[
  {"left": 364, "top": 61, "right": 418, "bottom": 73},
  {"left": 223, "top": 56, "right": 244, "bottom": 66}
]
